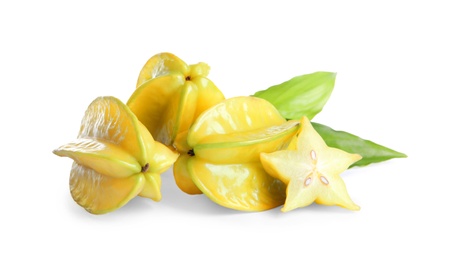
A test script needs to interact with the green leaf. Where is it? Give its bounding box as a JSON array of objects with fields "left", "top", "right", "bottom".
[
  {"left": 312, "top": 122, "right": 407, "bottom": 167},
  {"left": 253, "top": 72, "right": 336, "bottom": 120}
]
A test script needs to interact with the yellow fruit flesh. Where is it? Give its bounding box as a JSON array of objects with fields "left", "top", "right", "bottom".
[{"left": 260, "top": 116, "right": 361, "bottom": 212}]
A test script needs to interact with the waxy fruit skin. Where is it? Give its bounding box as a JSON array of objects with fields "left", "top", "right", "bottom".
[
  {"left": 53, "top": 96, "right": 178, "bottom": 214},
  {"left": 52, "top": 51, "right": 407, "bottom": 215},
  {"left": 127, "top": 52, "right": 225, "bottom": 147},
  {"left": 181, "top": 96, "right": 300, "bottom": 211}
]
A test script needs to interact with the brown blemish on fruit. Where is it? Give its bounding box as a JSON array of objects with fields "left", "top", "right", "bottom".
[{"left": 141, "top": 163, "right": 150, "bottom": 173}]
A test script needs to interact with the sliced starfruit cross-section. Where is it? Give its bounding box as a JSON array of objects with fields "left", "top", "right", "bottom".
[
  {"left": 260, "top": 116, "right": 361, "bottom": 212},
  {"left": 127, "top": 52, "right": 225, "bottom": 147},
  {"left": 53, "top": 96, "right": 178, "bottom": 214},
  {"left": 177, "top": 96, "right": 300, "bottom": 211}
]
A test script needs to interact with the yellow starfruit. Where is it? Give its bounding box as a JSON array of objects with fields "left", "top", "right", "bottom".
[
  {"left": 127, "top": 52, "right": 225, "bottom": 147},
  {"left": 260, "top": 116, "right": 362, "bottom": 212},
  {"left": 176, "top": 96, "right": 300, "bottom": 211},
  {"left": 53, "top": 96, "right": 179, "bottom": 214}
]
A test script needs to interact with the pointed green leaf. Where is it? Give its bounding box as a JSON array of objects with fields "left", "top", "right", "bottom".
[
  {"left": 253, "top": 72, "right": 336, "bottom": 120},
  {"left": 312, "top": 122, "right": 407, "bottom": 167}
]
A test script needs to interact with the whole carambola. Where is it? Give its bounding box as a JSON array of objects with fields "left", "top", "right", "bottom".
[
  {"left": 53, "top": 96, "right": 178, "bottom": 214},
  {"left": 127, "top": 52, "right": 225, "bottom": 147},
  {"left": 180, "top": 96, "right": 300, "bottom": 211}
]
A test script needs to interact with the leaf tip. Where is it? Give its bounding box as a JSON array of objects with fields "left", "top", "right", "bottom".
[
  {"left": 398, "top": 152, "right": 408, "bottom": 158},
  {"left": 318, "top": 71, "right": 337, "bottom": 78}
]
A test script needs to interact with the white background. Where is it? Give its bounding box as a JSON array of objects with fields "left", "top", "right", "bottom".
[{"left": 1, "top": 0, "right": 457, "bottom": 259}]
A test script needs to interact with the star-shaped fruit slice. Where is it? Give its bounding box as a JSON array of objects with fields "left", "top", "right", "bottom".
[
  {"left": 260, "top": 116, "right": 362, "bottom": 212},
  {"left": 53, "top": 96, "right": 178, "bottom": 214}
]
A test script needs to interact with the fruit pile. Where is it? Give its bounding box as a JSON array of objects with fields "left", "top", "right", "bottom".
[{"left": 53, "top": 52, "right": 406, "bottom": 214}]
